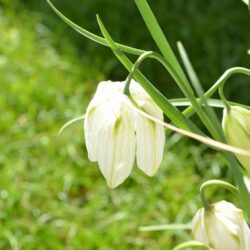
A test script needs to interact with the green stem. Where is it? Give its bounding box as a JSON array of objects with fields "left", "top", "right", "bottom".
[
  {"left": 177, "top": 41, "right": 224, "bottom": 138},
  {"left": 219, "top": 82, "right": 231, "bottom": 111},
  {"left": 173, "top": 241, "right": 208, "bottom": 250},
  {"left": 200, "top": 180, "right": 239, "bottom": 211},
  {"left": 183, "top": 67, "right": 250, "bottom": 118}
]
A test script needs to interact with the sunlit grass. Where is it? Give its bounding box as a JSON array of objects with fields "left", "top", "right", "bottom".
[{"left": 0, "top": 4, "right": 236, "bottom": 250}]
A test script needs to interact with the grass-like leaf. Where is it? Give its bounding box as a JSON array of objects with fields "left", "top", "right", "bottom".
[
  {"left": 177, "top": 41, "right": 224, "bottom": 138},
  {"left": 57, "top": 115, "right": 85, "bottom": 136},
  {"left": 46, "top": 0, "right": 144, "bottom": 55},
  {"left": 138, "top": 223, "right": 192, "bottom": 232},
  {"left": 170, "top": 98, "right": 250, "bottom": 109},
  {"left": 135, "top": 0, "right": 190, "bottom": 88}
]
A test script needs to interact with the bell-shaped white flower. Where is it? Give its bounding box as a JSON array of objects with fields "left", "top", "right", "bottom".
[
  {"left": 192, "top": 200, "right": 250, "bottom": 250},
  {"left": 222, "top": 106, "right": 250, "bottom": 171},
  {"left": 84, "top": 80, "right": 165, "bottom": 188}
]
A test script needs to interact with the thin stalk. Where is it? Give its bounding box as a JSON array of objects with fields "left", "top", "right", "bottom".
[
  {"left": 177, "top": 41, "right": 224, "bottom": 138},
  {"left": 219, "top": 82, "right": 231, "bottom": 111},
  {"left": 200, "top": 180, "right": 240, "bottom": 211},
  {"left": 183, "top": 67, "right": 250, "bottom": 118}
]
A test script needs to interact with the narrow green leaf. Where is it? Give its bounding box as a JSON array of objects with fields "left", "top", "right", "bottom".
[
  {"left": 57, "top": 115, "right": 85, "bottom": 136},
  {"left": 96, "top": 15, "right": 200, "bottom": 132},
  {"left": 135, "top": 0, "right": 190, "bottom": 89},
  {"left": 177, "top": 41, "right": 224, "bottom": 138},
  {"left": 138, "top": 223, "right": 192, "bottom": 232},
  {"left": 46, "top": 0, "right": 144, "bottom": 55},
  {"left": 177, "top": 41, "right": 202, "bottom": 93},
  {"left": 170, "top": 98, "right": 250, "bottom": 109}
]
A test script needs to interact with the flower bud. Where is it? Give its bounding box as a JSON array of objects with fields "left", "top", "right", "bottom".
[
  {"left": 192, "top": 200, "right": 250, "bottom": 250},
  {"left": 222, "top": 106, "right": 250, "bottom": 171},
  {"left": 84, "top": 80, "right": 165, "bottom": 188}
]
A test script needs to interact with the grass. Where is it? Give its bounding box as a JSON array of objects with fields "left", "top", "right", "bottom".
[{"left": 0, "top": 3, "right": 239, "bottom": 250}]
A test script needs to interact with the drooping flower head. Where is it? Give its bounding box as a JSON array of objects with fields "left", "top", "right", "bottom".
[
  {"left": 192, "top": 200, "right": 250, "bottom": 250},
  {"left": 222, "top": 106, "right": 250, "bottom": 171},
  {"left": 84, "top": 80, "right": 165, "bottom": 188}
]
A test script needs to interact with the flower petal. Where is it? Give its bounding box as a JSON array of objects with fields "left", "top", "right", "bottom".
[
  {"left": 96, "top": 99, "right": 136, "bottom": 188},
  {"left": 135, "top": 113, "right": 165, "bottom": 176}
]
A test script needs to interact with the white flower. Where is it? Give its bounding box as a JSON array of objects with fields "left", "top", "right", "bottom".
[
  {"left": 222, "top": 106, "right": 250, "bottom": 171},
  {"left": 192, "top": 200, "right": 250, "bottom": 250},
  {"left": 84, "top": 80, "right": 165, "bottom": 188}
]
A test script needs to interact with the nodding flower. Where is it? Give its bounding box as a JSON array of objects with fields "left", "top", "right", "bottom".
[
  {"left": 84, "top": 80, "right": 165, "bottom": 188},
  {"left": 192, "top": 200, "right": 250, "bottom": 250}
]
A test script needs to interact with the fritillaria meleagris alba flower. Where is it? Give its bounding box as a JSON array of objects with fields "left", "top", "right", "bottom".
[
  {"left": 192, "top": 200, "right": 250, "bottom": 250},
  {"left": 84, "top": 80, "right": 165, "bottom": 188}
]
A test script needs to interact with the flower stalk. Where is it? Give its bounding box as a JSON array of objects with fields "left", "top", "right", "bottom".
[{"left": 200, "top": 180, "right": 240, "bottom": 211}]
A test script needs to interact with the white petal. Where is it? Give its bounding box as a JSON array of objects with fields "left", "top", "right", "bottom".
[
  {"left": 127, "top": 79, "right": 165, "bottom": 175},
  {"left": 135, "top": 113, "right": 165, "bottom": 176},
  {"left": 192, "top": 209, "right": 209, "bottom": 245},
  {"left": 84, "top": 104, "right": 105, "bottom": 161},
  {"left": 206, "top": 212, "right": 240, "bottom": 250},
  {"left": 96, "top": 99, "right": 136, "bottom": 188},
  {"left": 84, "top": 81, "right": 126, "bottom": 161},
  {"left": 243, "top": 221, "right": 250, "bottom": 250}
]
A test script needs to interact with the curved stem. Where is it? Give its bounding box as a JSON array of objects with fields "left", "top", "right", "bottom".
[
  {"left": 200, "top": 180, "right": 239, "bottom": 211},
  {"left": 123, "top": 51, "right": 219, "bottom": 139},
  {"left": 123, "top": 51, "right": 156, "bottom": 94},
  {"left": 173, "top": 241, "right": 208, "bottom": 250},
  {"left": 183, "top": 67, "right": 250, "bottom": 118},
  {"left": 219, "top": 82, "right": 231, "bottom": 112}
]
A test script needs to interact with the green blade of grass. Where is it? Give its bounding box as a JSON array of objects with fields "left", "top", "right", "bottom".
[
  {"left": 57, "top": 115, "right": 85, "bottom": 136},
  {"left": 138, "top": 223, "right": 192, "bottom": 232},
  {"left": 96, "top": 15, "right": 201, "bottom": 133},
  {"left": 177, "top": 41, "right": 202, "bottom": 92},
  {"left": 135, "top": 0, "right": 191, "bottom": 90},
  {"left": 169, "top": 98, "right": 250, "bottom": 110},
  {"left": 46, "top": 0, "right": 144, "bottom": 56},
  {"left": 177, "top": 41, "right": 224, "bottom": 138},
  {"left": 134, "top": 0, "right": 221, "bottom": 140}
]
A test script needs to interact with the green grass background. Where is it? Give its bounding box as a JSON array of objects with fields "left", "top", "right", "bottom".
[{"left": 0, "top": 0, "right": 248, "bottom": 249}]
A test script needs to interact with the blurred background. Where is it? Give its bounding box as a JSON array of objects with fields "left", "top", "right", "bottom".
[{"left": 0, "top": 0, "right": 249, "bottom": 249}]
